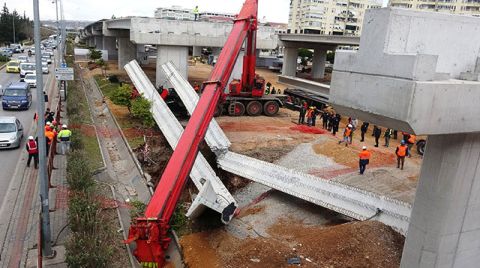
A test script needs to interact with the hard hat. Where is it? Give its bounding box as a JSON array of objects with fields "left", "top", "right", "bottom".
[
  {"left": 401, "top": 140, "right": 406, "bottom": 145},
  {"left": 28, "top": 136, "right": 34, "bottom": 140},
  {"left": 348, "top": 124, "right": 352, "bottom": 128},
  {"left": 362, "top": 146, "right": 367, "bottom": 150},
  {"left": 46, "top": 121, "right": 51, "bottom": 125},
  {"left": 62, "top": 124, "right": 67, "bottom": 128}
]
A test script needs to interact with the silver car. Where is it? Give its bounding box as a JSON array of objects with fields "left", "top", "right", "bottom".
[{"left": 0, "top": 116, "right": 24, "bottom": 149}]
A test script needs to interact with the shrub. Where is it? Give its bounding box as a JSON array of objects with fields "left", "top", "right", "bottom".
[
  {"left": 131, "top": 97, "right": 155, "bottom": 128},
  {"left": 111, "top": 84, "right": 132, "bottom": 110},
  {"left": 107, "top": 75, "right": 119, "bottom": 83},
  {"left": 66, "top": 151, "right": 94, "bottom": 192}
]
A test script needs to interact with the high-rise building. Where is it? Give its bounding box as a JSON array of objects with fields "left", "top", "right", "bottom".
[
  {"left": 389, "top": 0, "right": 480, "bottom": 16},
  {"left": 288, "top": 0, "right": 382, "bottom": 36},
  {"left": 154, "top": 6, "right": 235, "bottom": 21}
]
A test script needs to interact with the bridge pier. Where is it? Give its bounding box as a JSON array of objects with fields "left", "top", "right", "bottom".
[
  {"left": 311, "top": 48, "right": 327, "bottom": 79},
  {"left": 102, "top": 36, "right": 117, "bottom": 60},
  {"left": 192, "top": 46, "right": 202, "bottom": 57},
  {"left": 156, "top": 45, "right": 188, "bottom": 88},
  {"left": 118, "top": 38, "right": 136, "bottom": 70},
  {"left": 282, "top": 47, "right": 298, "bottom": 77}
]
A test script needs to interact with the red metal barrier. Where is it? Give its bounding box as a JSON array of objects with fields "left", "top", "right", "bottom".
[{"left": 47, "top": 92, "right": 62, "bottom": 189}]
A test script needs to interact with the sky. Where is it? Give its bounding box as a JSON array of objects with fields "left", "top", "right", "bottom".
[{"left": 1, "top": 0, "right": 293, "bottom": 23}]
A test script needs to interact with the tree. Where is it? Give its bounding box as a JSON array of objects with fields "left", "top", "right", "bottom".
[
  {"left": 111, "top": 84, "right": 132, "bottom": 111},
  {"left": 298, "top": 48, "right": 313, "bottom": 66},
  {"left": 131, "top": 97, "right": 155, "bottom": 128},
  {"left": 96, "top": 58, "right": 107, "bottom": 76},
  {"left": 327, "top": 51, "right": 335, "bottom": 64},
  {"left": 88, "top": 48, "right": 102, "bottom": 61}
]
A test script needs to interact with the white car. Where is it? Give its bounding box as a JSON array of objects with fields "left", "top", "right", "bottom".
[
  {"left": 19, "top": 63, "right": 36, "bottom": 78},
  {"left": 17, "top": 55, "right": 29, "bottom": 63},
  {"left": 42, "top": 62, "right": 49, "bottom": 74},
  {"left": 23, "top": 73, "right": 37, "bottom": 88},
  {"left": 42, "top": 55, "right": 52, "bottom": 64}
]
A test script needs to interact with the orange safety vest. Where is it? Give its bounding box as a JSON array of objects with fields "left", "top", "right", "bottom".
[
  {"left": 359, "top": 150, "right": 371, "bottom": 160},
  {"left": 45, "top": 131, "right": 54, "bottom": 144},
  {"left": 397, "top": 145, "right": 407, "bottom": 157},
  {"left": 27, "top": 140, "right": 38, "bottom": 154},
  {"left": 344, "top": 128, "right": 352, "bottom": 137},
  {"left": 408, "top": 134, "right": 416, "bottom": 144}
]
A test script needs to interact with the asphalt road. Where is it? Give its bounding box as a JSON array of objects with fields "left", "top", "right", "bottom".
[{"left": 0, "top": 52, "right": 54, "bottom": 210}]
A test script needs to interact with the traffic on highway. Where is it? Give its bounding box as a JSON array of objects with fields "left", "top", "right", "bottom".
[{"left": 0, "top": 41, "right": 56, "bottom": 209}]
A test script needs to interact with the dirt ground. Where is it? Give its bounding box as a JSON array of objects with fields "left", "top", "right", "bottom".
[
  {"left": 94, "top": 61, "right": 419, "bottom": 267},
  {"left": 180, "top": 220, "right": 404, "bottom": 268}
]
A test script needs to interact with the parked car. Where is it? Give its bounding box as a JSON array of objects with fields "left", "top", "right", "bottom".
[
  {"left": 42, "top": 55, "right": 52, "bottom": 64},
  {"left": 0, "top": 49, "right": 12, "bottom": 58},
  {"left": 17, "top": 55, "right": 29, "bottom": 63},
  {"left": 1, "top": 82, "right": 32, "bottom": 110},
  {"left": 6, "top": 60, "right": 20, "bottom": 73},
  {"left": 19, "top": 63, "right": 36, "bottom": 78},
  {"left": 22, "top": 73, "right": 37, "bottom": 88},
  {"left": 42, "top": 62, "right": 49, "bottom": 74},
  {"left": 0, "top": 116, "right": 24, "bottom": 149}
]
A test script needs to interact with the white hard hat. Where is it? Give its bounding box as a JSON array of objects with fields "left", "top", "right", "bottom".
[
  {"left": 362, "top": 146, "right": 367, "bottom": 150},
  {"left": 28, "top": 136, "right": 34, "bottom": 140},
  {"left": 62, "top": 124, "right": 67, "bottom": 128},
  {"left": 46, "top": 121, "right": 51, "bottom": 125},
  {"left": 348, "top": 124, "right": 353, "bottom": 128}
]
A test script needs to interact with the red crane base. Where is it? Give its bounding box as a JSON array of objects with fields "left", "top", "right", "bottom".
[{"left": 124, "top": 218, "right": 171, "bottom": 267}]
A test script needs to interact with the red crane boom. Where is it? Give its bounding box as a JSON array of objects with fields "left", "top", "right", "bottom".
[{"left": 125, "top": 1, "right": 259, "bottom": 266}]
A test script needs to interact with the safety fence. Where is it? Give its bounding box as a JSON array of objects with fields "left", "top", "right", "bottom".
[{"left": 47, "top": 91, "right": 62, "bottom": 189}]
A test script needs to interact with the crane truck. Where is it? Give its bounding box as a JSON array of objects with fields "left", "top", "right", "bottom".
[{"left": 124, "top": 0, "right": 263, "bottom": 266}]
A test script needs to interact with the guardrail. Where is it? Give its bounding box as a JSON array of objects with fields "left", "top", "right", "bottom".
[{"left": 46, "top": 90, "right": 63, "bottom": 189}]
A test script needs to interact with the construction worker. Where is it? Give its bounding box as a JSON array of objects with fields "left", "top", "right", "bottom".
[
  {"left": 338, "top": 124, "right": 353, "bottom": 146},
  {"left": 306, "top": 106, "right": 314, "bottom": 126},
  {"left": 384, "top": 128, "right": 393, "bottom": 147},
  {"left": 193, "top": 82, "right": 200, "bottom": 92},
  {"left": 298, "top": 105, "right": 306, "bottom": 124},
  {"left": 25, "top": 136, "right": 39, "bottom": 169},
  {"left": 407, "top": 134, "right": 416, "bottom": 153},
  {"left": 358, "top": 146, "right": 371, "bottom": 175},
  {"left": 45, "top": 125, "right": 55, "bottom": 156},
  {"left": 45, "top": 108, "right": 54, "bottom": 123},
  {"left": 396, "top": 140, "right": 410, "bottom": 170},
  {"left": 360, "top": 122, "right": 369, "bottom": 142},
  {"left": 57, "top": 124, "right": 72, "bottom": 155},
  {"left": 311, "top": 107, "right": 317, "bottom": 127},
  {"left": 373, "top": 125, "right": 382, "bottom": 147},
  {"left": 193, "top": 6, "right": 200, "bottom": 21}
]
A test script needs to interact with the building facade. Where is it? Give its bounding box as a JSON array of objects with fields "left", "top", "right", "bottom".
[
  {"left": 288, "top": 0, "right": 382, "bottom": 35},
  {"left": 389, "top": 0, "right": 480, "bottom": 16},
  {"left": 154, "top": 6, "right": 235, "bottom": 21}
]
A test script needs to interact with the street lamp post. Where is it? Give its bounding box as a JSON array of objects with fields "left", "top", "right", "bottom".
[{"left": 33, "top": 0, "right": 54, "bottom": 258}]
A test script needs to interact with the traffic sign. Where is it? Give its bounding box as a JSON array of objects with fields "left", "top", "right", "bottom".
[
  {"left": 55, "top": 74, "right": 74, "bottom": 81},
  {"left": 55, "top": 67, "right": 73, "bottom": 74}
]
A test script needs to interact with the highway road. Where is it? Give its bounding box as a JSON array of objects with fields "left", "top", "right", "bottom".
[{"left": 0, "top": 52, "right": 55, "bottom": 210}]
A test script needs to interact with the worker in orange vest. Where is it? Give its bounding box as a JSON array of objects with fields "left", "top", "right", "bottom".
[
  {"left": 396, "top": 140, "right": 410, "bottom": 170},
  {"left": 358, "top": 145, "right": 371, "bottom": 175},
  {"left": 338, "top": 124, "right": 353, "bottom": 147},
  {"left": 25, "top": 136, "right": 39, "bottom": 169},
  {"left": 45, "top": 125, "right": 55, "bottom": 156},
  {"left": 407, "top": 134, "right": 416, "bottom": 154}
]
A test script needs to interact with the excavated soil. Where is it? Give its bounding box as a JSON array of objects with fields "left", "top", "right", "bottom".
[{"left": 180, "top": 220, "right": 404, "bottom": 268}]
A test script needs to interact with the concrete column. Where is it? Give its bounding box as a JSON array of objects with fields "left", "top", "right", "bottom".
[
  {"left": 94, "top": 36, "right": 103, "bottom": 49},
  {"left": 102, "top": 36, "right": 117, "bottom": 60},
  {"left": 282, "top": 47, "right": 298, "bottom": 77},
  {"left": 136, "top": 44, "right": 149, "bottom": 65},
  {"left": 401, "top": 133, "right": 480, "bottom": 268},
  {"left": 87, "top": 38, "right": 94, "bottom": 48},
  {"left": 311, "top": 49, "right": 327, "bottom": 79},
  {"left": 156, "top": 45, "right": 188, "bottom": 88},
  {"left": 192, "top": 46, "right": 202, "bottom": 57},
  {"left": 117, "top": 37, "right": 136, "bottom": 70},
  {"left": 228, "top": 50, "right": 244, "bottom": 85}
]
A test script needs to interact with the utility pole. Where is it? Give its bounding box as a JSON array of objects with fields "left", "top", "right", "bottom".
[{"left": 33, "top": 0, "right": 54, "bottom": 258}]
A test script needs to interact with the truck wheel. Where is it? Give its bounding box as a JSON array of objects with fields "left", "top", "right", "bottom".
[
  {"left": 228, "top": 102, "right": 245, "bottom": 116},
  {"left": 263, "top": 101, "right": 279, "bottom": 116},
  {"left": 246, "top": 101, "right": 262, "bottom": 116},
  {"left": 416, "top": 140, "right": 426, "bottom": 156}
]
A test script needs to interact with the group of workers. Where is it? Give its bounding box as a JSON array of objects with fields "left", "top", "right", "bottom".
[
  {"left": 298, "top": 103, "right": 341, "bottom": 134},
  {"left": 26, "top": 109, "right": 72, "bottom": 169}
]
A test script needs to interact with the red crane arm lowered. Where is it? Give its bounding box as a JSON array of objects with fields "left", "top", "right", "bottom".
[{"left": 125, "top": 1, "right": 259, "bottom": 266}]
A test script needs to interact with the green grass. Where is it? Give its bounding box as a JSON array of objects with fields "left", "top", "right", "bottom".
[
  {"left": 83, "top": 135, "right": 104, "bottom": 170},
  {"left": 94, "top": 75, "right": 120, "bottom": 98}
]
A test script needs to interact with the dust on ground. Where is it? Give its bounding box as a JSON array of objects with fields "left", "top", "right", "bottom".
[{"left": 180, "top": 220, "right": 404, "bottom": 268}]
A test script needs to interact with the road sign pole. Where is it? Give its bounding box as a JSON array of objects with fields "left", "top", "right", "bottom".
[{"left": 33, "top": 0, "right": 54, "bottom": 258}]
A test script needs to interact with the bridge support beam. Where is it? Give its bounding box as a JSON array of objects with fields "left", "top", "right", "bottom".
[
  {"left": 282, "top": 47, "right": 298, "bottom": 77},
  {"left": 156, "top": 45, "right": 188, "bottom": 88},
  {"left": 102, "top": 36, "right": 117, "bottom": 60},
  {"left": 192, "top": 46, "right": 202, "bottom": 57},
  {"left": 118, "top": 37, "right": 136, "bottom": 70},
  {"left": 312, "top": 48, "right": 327, "bottom": 80}
]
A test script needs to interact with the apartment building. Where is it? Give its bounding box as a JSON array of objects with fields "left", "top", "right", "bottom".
[
  {"left": 288, "top": 0, "right": 382, "bottom": 35},
  {"left": 389, "top": 0, "right": 480, "bottom": 16},
  {"left": 154, "top": 6, "right": 235, "bottom": 21}
]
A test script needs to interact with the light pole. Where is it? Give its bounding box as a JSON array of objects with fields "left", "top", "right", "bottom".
[{"left": 33, "top": 0, "right": 54, "bottom": 258}]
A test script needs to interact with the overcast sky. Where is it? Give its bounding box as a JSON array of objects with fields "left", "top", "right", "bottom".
[{"left": 2, "top": 0, "right": 293, "bottom": 23}]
